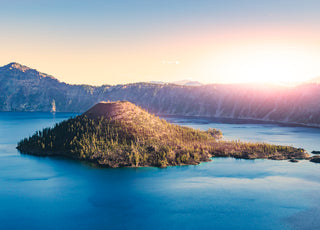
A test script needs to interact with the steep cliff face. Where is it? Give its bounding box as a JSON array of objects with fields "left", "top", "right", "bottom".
[
  {"left": 1, "top": 62, "right": 320, "bottom": 126},
  {"left": 97, "top": 83, "right": 320, "bottom": 126},
  {"left": 0, "top": 62, "right": 108, "bottom": 112}
]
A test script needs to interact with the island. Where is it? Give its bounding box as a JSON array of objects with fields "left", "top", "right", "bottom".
[{"left": 17, "top": 101, "right": 310, "bottom": 168}]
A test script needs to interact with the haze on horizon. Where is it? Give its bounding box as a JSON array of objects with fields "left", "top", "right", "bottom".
[{"left": 1, "top": 0, "right": 320, "bottom": 86}]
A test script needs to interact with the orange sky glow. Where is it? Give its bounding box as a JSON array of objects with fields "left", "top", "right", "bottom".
[{"left": 1, "top": 1, "right": 320, "bottom": 85}]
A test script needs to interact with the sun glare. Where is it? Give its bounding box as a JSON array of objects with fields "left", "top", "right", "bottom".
[{"left": 202, "top": 44, "right": 320, "bottom": 84}]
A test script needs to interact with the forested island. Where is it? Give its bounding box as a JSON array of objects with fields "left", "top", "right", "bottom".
[{"left": 17, "top": 101, "right": 310, "bottom": 168}]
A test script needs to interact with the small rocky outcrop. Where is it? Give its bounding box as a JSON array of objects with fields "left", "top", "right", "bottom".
[
  {"left": 310, "top": 156, "right": 320, "bottom": 163},
  {"left": 289, "top": 158, "right": 299, "bottom": 163}
]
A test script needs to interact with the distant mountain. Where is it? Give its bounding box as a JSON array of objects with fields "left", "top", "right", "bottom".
[
  {"left": 149, "top": 81, "right": 167, "bottom": 84},
  {"left": 172, "top": 80, "right": 203, "bottom": 86},
  {"left": 149, "top": 80, "right": 203, "bottom": 86},
  {"left": 1, "top": 62, "right": 320, "bottom": 127}
]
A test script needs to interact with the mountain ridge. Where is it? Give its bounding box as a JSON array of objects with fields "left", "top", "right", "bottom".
[
  {"left": 1, "top": 62, "right": 58, "bottom": 80},
  {"left": 1, "top": 62, "right": 320, "bottom": 127}
]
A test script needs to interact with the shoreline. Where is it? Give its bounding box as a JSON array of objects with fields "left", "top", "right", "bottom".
[
  {"left": 1, "top": 111, "right": 318, "bottom": 129},
  {"left": 17, "top": 147, "right": 315, "bottom": 168},
  {"left": 159, "top": 114, "right": 320, "bottom": 129}
]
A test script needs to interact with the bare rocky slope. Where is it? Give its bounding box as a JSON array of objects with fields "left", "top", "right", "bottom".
[{"left": 1, "top": 62, "right": 320, "bottom": 127}]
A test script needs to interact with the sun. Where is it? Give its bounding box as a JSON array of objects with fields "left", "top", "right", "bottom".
[
  {"left": 227, "top": 50, "right": 303, "bottom": 83},
  {"left": 201, "top": 44, "right": 320, "bottom": 84}
]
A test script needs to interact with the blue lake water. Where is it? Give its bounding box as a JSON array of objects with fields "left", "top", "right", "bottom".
[{"left": 0, "top": 112, "right": 320, "bottom": 230}]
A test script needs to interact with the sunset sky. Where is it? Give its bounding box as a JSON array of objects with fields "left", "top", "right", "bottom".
[{"left": 1, "top": 0, "right": 320, "bottom": 85}]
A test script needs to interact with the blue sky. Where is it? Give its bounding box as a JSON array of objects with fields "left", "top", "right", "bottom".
[{"left": 1, "top": 0, "right": 320, "bottom": 84}]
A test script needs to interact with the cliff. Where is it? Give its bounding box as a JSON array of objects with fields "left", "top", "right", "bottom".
[{"left": 2, "top": 62, "right": 320, "bottom": 127}]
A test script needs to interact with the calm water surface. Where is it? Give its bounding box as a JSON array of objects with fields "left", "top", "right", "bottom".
[{"left": 1, "top": 112, "right": 320, "bottom": 230}]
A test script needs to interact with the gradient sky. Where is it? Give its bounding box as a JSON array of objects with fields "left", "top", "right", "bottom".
[{"left": 1, "top": 0, "right": 320, "bottom": 85}]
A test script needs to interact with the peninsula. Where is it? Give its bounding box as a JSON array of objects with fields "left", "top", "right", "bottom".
[{"left": 17, "top": 101, "right": 310, "bottom": 168}]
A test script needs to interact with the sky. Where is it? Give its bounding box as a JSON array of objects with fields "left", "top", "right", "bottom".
[{"left": 1, "top": 0, "right": 320, "bottom": 85}]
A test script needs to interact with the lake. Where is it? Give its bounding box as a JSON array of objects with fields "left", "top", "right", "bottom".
[{"left": 0, "top": 112, "right": 319, "bottom": 230}]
